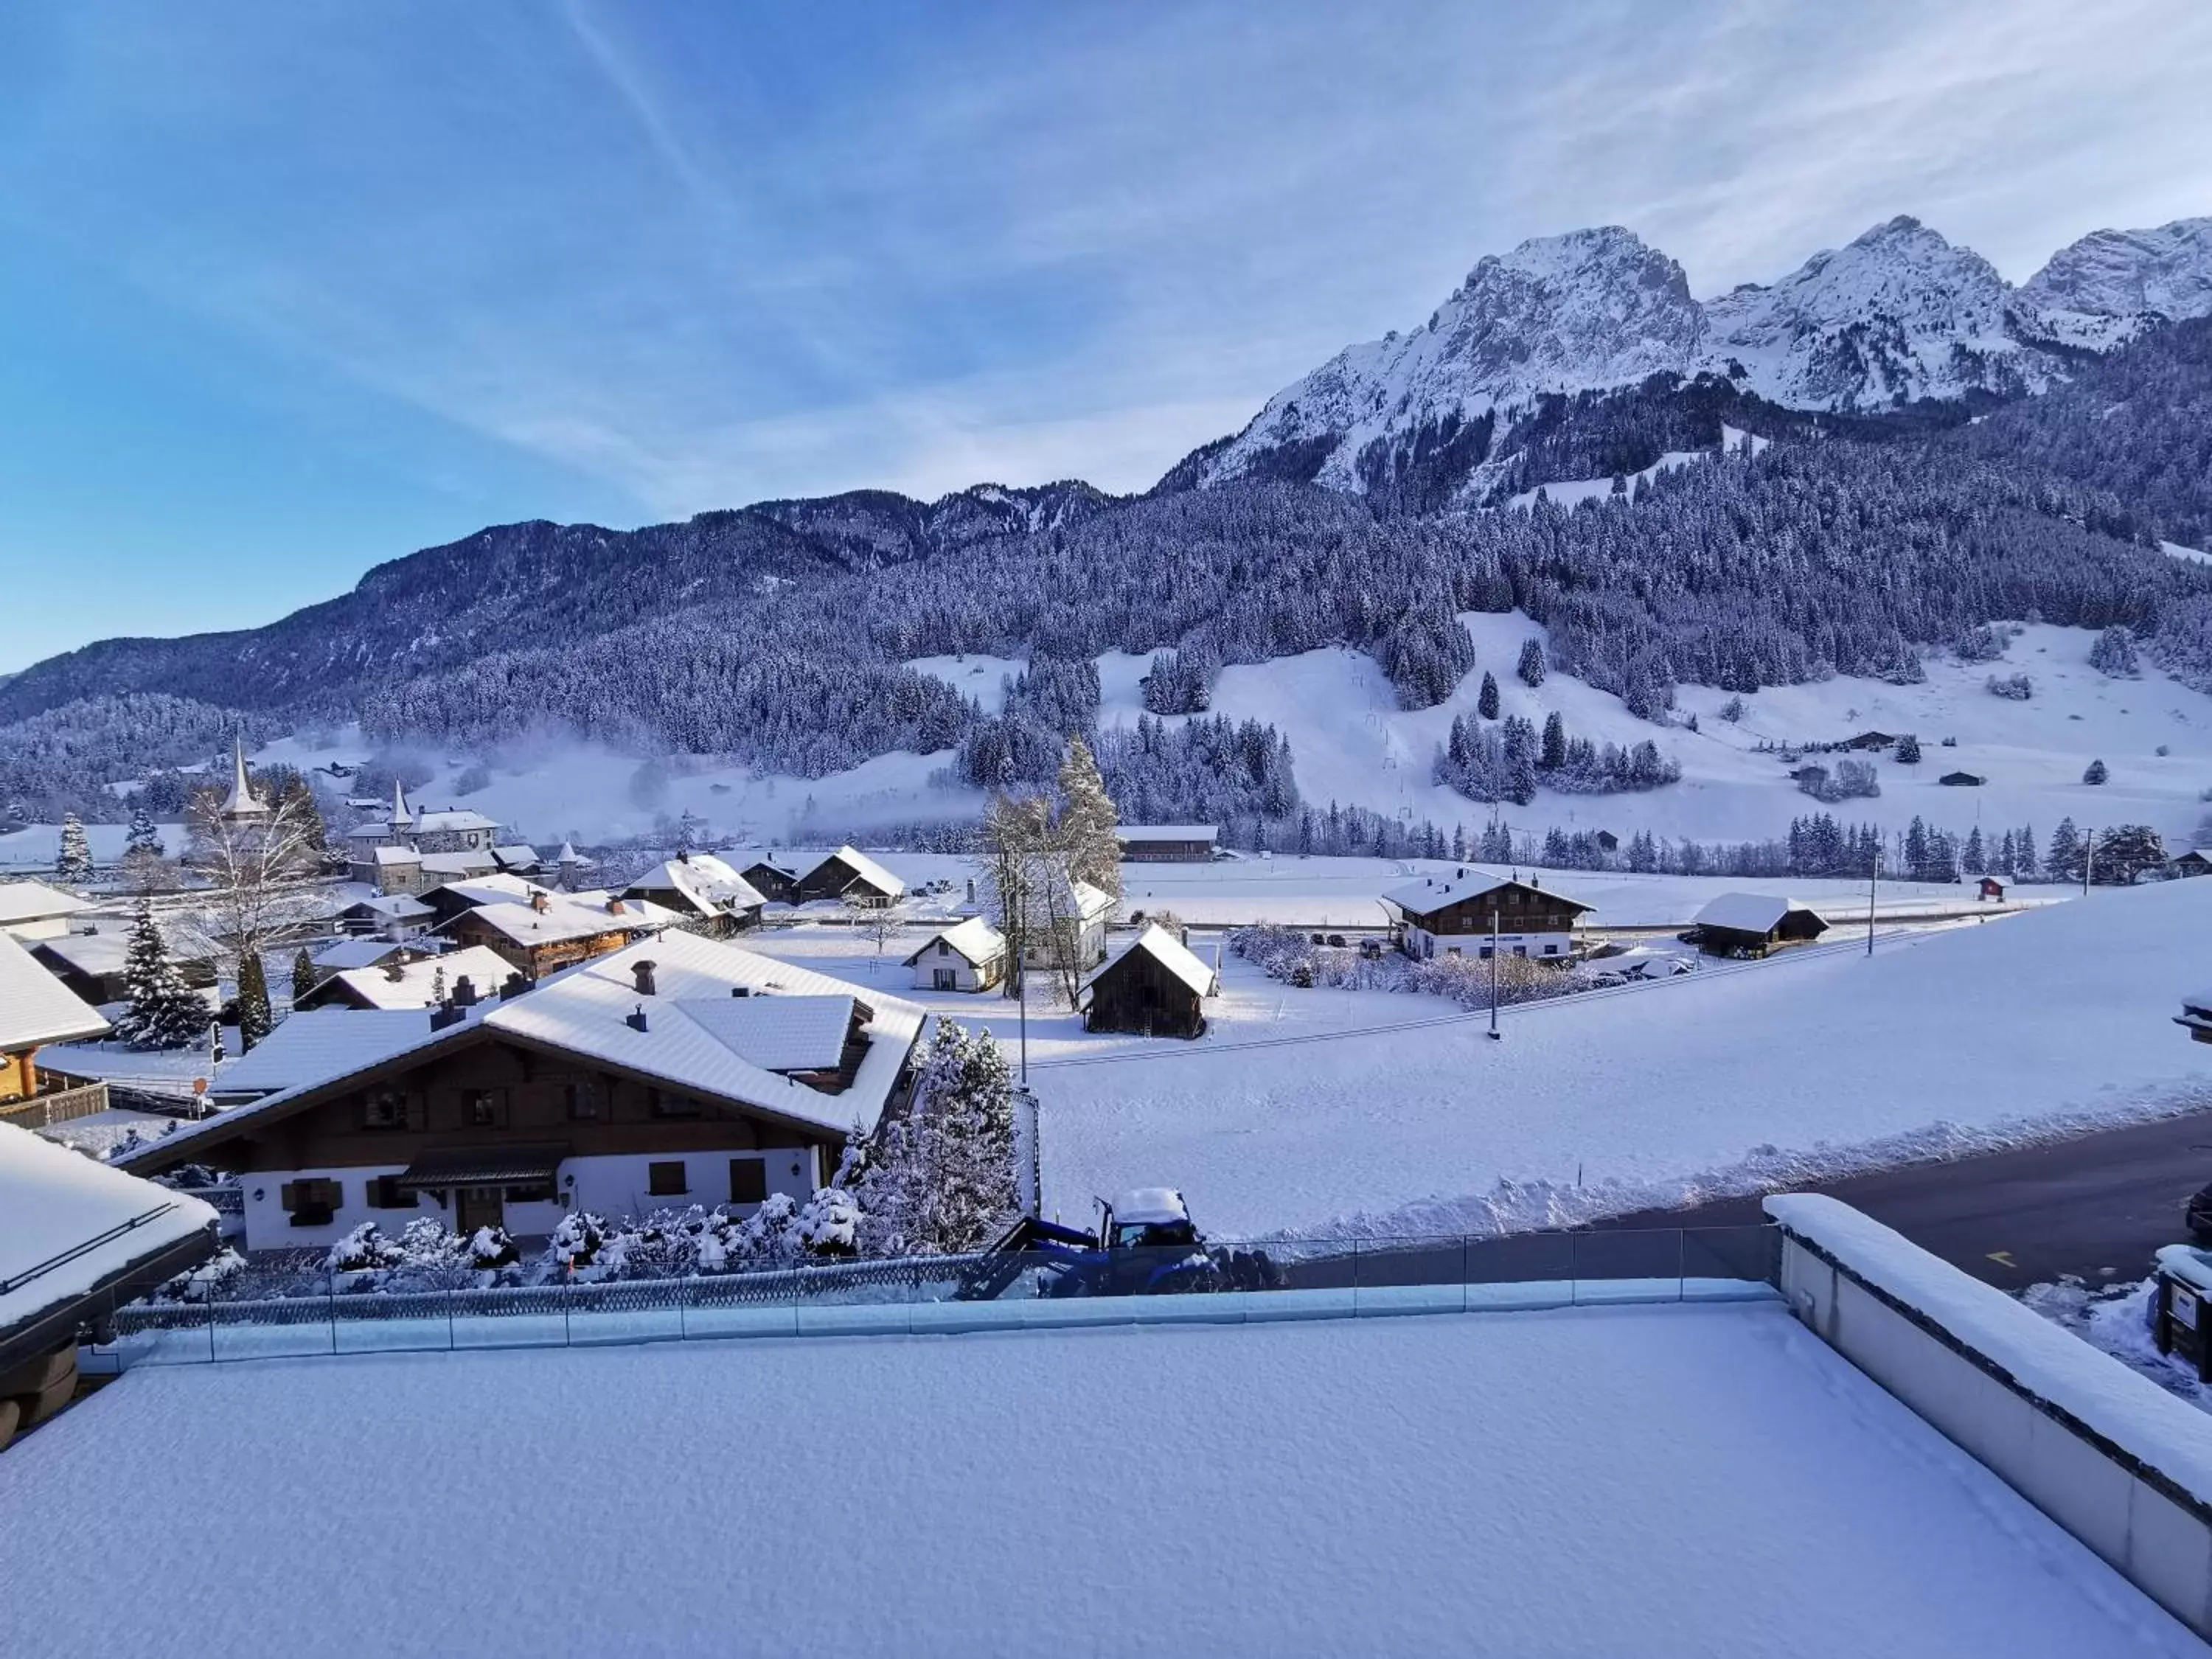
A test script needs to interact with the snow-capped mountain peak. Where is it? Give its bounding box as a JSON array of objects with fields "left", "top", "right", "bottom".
[
  {"left": 1700, "top": 216, "right": 2041, "bottom": 408},
  {"left": 2018, "top": 216, "right": 2212, "bottom": 349},
  {"left": 1204, "top": 226, "right": 1705, "bottom": 494}
]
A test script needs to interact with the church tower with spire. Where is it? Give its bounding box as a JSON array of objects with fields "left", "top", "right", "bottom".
[{"left": 218, "top": 737, "right": 268, "bottom": 824}]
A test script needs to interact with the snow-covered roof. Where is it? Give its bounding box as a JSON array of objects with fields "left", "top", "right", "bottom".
[
  {"left": 1091, "top": 924, "right": 1217, "bottom": 1000},
  {"left": 1116, "top": 824, "right": 1220, "bottom": 843},
  {"left": 319, "top": 945, "right": 517, "bottom": 1010},
  {"left": 902, "top": 916, "right": 1007, "bottom": 968},
  {"left": 310, "top": 938, "right": 408, "bottom": 972},
  {"left": 0, "top": 932, "right": 111, "bottom": 1050},
  {"left": 414, "top": 809, "right": 501, "bottom": 834},
  {"left": 1112, "top": 1187, "right": 1189, "bottom": 1225},
  {"left": 625, "top": 855, "right": 767, "bottom": 918},
  {"left": 0, "top": 880, "right": 93, "bottom": 929},
  {"left": 1693, "top": 893, "right": 1818, "bottom": 934},
  {"left": 421, "top": 849, "right": 498, "bottom": 877},
  {"left": 450, "top": 891, "right": 667, "bottom": 948},
  {"left": 218, "top": 740, "right": 266, "bottom": 819},
  {"left": 815, "top": 845, "right": 904, "bottom": 899},
  {"left": 0, "top": 1121, "right": 215, "bottom": 1340},
  {"left": 672, "top": 995, "right": 858, "bottom": 1073},
  {"left": 129, "top": 933, "right": 929, "bottom": 1164},
  {"left": 1381, "top": 869, "right": 1590, "bottom": 919},
  {"left": 210, "top": 1009, "right": 467, "bottom": 1099},
  {"left": 1069, "top": 879, "right": 1116, "bottom": 924},
  {"left": 367, "top": 844, "right": 422, "bottom": 866},
  {"left": 29, "top": 929, "right": 136, "bottom": 976}
]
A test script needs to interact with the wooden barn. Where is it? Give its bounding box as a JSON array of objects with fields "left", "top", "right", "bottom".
[
  {"left": 1079, "top": 925, "right": 1216, "bottom": 1039},
  {"left": 1380, "top": 869, "right": 1593, "bottom": 961},
  {"left": 1978, "top": 876, "right": 2007, "bottom": 902},
  {"left": 1939, "top": 771, "right": 1987, "bottom": 787},
  {"left": 795, "top": 846, "right": 905, "bottom": 906},
  {"left": 2170, "top": 849, "right": 2212, "bottom": 880},
  {"left": 1115, "top": 824, "right": 1220, "bottom": 863},
  {"left": 740, "top": 858, "right": 802, "bottom": 904},
  {"left": 1686, "top": 893, "right": 1829, "bottom": 958}
]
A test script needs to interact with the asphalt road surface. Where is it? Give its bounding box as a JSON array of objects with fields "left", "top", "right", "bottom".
[{"left": 1596, "top": 1109, "right": 2212, "bottom": 1291}]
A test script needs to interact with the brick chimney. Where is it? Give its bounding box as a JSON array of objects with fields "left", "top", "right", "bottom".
[
  {"left": 632, "top": 959, "right": 658, "bottom": 998},
  {"left": 607, "top": 897, "right": 626, "bottom": 916},
  {"left": 453, "top": 975, "right": 477, "bottom": 1007}
]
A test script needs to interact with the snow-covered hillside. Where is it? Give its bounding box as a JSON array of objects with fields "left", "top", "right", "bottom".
[
  {"left": 2020, "top": 215, "right": 2212, "bottom": 350},
  {"left": 1034, "top": 878, "right": 2212, "bottom": 1239}
]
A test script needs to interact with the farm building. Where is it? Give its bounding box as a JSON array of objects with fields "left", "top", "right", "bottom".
[
  {"left": 796, "top": 846, "right": 905, "bottom": 907},
  {"left": 0, "top": 933, "right": 112, "bottom": 1110},
  {"left": 740, "top": 858, "right": 802, "bottom": 904},
  {"left": 1687, "top": 894, "right": 1830, "bottom": 958},
  {"left": 1939, "top": 771, "right": 1987, "bottom": 787},
  {"left": 295, "top": 945, "right": 521, "bottom": 1012},
  {"left": 1380, "top": 869, "right": 1593, "bottom": 962},
  {"left": 116, "top": 932, "right": 928, "bottom": 1253},
  {"left": 904, "top": 917, "right": 1008, "bottom": 992},
  {"left": 1079, "top": 925, "right": 1216, "bottom": 1039},
  {"left": 1978, "top": 876, "right": 2007, "bottom": 901},
  {"left": 622, "top": 853, "right": 767, "bottom": 938},
  {"left": 2169, "top": 849, "right": 2212, "bottom": 879},
  {"left": 31, "top": 928, "right": 215, "bottom": 1008},
  {"left": 1839, "top": 730, "right": 1898, "bottom": 751},
  {"left": 1115, "top": 824, "right": 1220, "bottom": 863}
]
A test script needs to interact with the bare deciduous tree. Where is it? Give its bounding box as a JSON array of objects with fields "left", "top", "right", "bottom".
[{"left": 175, "top": 783, "right": 328, "bottom": 984}]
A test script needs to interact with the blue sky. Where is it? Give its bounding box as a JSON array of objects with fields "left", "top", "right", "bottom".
[{"left": 2, "top": 0, "right": 2210, "bottom": 669}]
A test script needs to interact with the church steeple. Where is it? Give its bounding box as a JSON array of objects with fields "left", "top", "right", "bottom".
[
  {"left": 389, "top": 779, "right": 414, "bottom": 832},
  {"left": 218, "top": 737, "right": 267, "bottom": 822}
]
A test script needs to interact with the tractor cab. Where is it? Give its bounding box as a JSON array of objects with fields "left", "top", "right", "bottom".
[{"left": 1100, "top": 1188, "right": 1198, "bottom": 1252}]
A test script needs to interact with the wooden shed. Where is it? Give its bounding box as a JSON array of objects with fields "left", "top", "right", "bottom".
[
  {"left": 1686, "top": 893, "right": 1829, "bottom": 959},
  {"left": 1079, "top": 925, "right": 1216, "bottom": 1039},
  {"left": 1938, "top": 771, "right": 1986, "bottom": 787}
]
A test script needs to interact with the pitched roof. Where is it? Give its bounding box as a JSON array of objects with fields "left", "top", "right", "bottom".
[
  {"left": 341, "top": 894, "right": 437, "bottom": 922},
  {"left": 414, "top": 809, "right": 501, "bottom": 834},
  {"left": 0, "top": 1122, "right": 216, "bottom": 1340},
  {"left": 902, "top": 916, "right": 1007, "bottom": 969},
  {"left": 211, "top": 1009, "right": 462, "bottom": 1098},
  {"left": 128, "top": 934, "right": 931, "bottom": 1167},
  {"left": 1090, "top": 924, "right": 1217, "bottom": 1000},
  {"left": 0, "top": 932, "right": 111, "bottom": 1050},
  {"left": 218, "top": 739, "right": 266, "bottom": 819},
  {"left": 815, "top": 845, "right": 904, "bottom": 898},
  {"left": 1382, "top": 869, "right": 1592, "bottom": 919},
  {"left": 1693, "top": 893, "right": 1820, "bottom": 934},
  {"left": 309, "top": 938, "right": 409, "bottom": 972},
  {"left": 672, "top": 995, "right": 858, "bottom": 1072},
  {"left": 368, "top": 844, "right": 423, "bottom": 866},
  {"left": 29, "top": 929, "right": 139, "bottom": 978},
  {"left": 0, "top": 880, "right": 94, "bottom": 929},
  {"left": 420, "top": 850, "right": 498, "bottom": 877},
  {"left": 1116, "top": 824, "right": 1220, "bottom": 842},
  {"left": 318, "top": 945, "right": 517, "bottom": 1010},
  {"left": 625, "top": 855, "right": 767, "bottom": 918}
]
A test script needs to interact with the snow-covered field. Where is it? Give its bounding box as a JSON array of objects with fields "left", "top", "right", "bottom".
[
  {"left": 989, "top": 880, "right": 2212, "bottom": 1239},
  {"left": 1, "top": 1304, "right": 2196, "bottom": 1658}
]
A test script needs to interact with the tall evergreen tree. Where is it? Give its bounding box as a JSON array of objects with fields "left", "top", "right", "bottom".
[
  {"left": 1055, "top": 734, "right": 1122, "bottom": 901},
  {"left": 291, "top": 947, "right": 319, "bottom": 1009},
  {"left": 235, "top": 952, "right": 274, "bottom": 1052},
  {"left": 1540, "top": 711, "right": 1567, "bottom": 771},
  {"left": 125, "top": 804, "right": 164, "bottom": 858},
  {"left": 114, "top": 899, "right": 210, "bottom": 1050},
  {"left": 849, "top": 1018, "right": 1017, "bottom": 1257},
  {"left": 54, "top": 813, "right": 93, "bottom": 884},
  {"left": 1516, "top": 638, "right": 1547, "bottom": 689},
  {"left": 2046, "top": 818, "right": 2083, "bottom": 883},
  {"left": 1477, "top": 672, "right": 1500, "bottom": 720}
]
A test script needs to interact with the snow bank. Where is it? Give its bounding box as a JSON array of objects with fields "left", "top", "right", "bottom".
[{"left": 0, "top": 1305, "right": 2195, "bottom": 1657}]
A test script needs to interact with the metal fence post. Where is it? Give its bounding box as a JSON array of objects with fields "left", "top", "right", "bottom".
[
  {"left": 1676, "top": 1229, "right": 1687, "bottom": 1303},
  {"left": 445, "top": 1288, "right": 455, "bottom": 1352}
]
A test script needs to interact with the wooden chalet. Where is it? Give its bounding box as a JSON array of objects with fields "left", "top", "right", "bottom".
[
  {"left": 117, "top": 933, "right": 928, "bottom": 1252},
  {"left": 2170, "top": 849, "right": 2212, "bottom": 880},
  {"left": 1840, "top": 731, "right": 1899, "bottom": 751},
  {"left": 621, "top": 853, "right": 766, "bottom": 938},
  {"left": 795, "top": 846, "right": 905, "bottom": 906},
  {"left": 1978, "top": 876, "right": 2007, "bottom": 901},
  {"left": 0, "top": 933, "right": 112, "bottom": 1112},
  {"left": 31, "top": 928, "right": 215, "bottom": 1007},
  {"left": 1380, "top": 869, "right": 1593, "bottom": 961},
  {"left": 441, "top": 891, "right": 659, "bottom": 978},
  {"left": 1939, "top": 771, "right": 1987, "bottom": 787},
  {"left": 1686, "top": 894, "right": 1829, "bottom": 958},
  {"left": 1079, "top": 925, "right": 1216, "bottom": 1039}
]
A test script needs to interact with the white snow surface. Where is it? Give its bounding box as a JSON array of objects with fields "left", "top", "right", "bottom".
[
  {"left": 2020, "top": 216, "right": 2212, "bottom": 349},
  {"left": 0, "top": 1121, "right": 214, "bottom": 1333},
  {"left": 0, "top": 931, "right": 109, "bottom": 1050},
  {"left": 1770, "top": 1195, "right": 2212, "bottom": 1508},
  {"left": 1026, "top": 880, "right": 2212, "bottom": 1239},
  {"left": 0, "top": 1304, "right": 2198, "bottom": 1658}
]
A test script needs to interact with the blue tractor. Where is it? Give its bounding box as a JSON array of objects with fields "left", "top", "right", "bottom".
[{"left": 961, "top": 1188, "right": 1281, "bottom": 1301}]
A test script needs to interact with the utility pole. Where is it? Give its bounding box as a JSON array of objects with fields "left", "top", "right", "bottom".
[
  {"left": 1017, "top": 942, "right": 1029, "bottom": 1085},
  {"left": 1866, "top": 843, "right": 1879, "bottom": 957},
  {"left": 2084, "top": 827, "right": 2096, "bottom": 897},
  {"left": 1488, "top": 908, "right": 1502, "bottom": 1040}
]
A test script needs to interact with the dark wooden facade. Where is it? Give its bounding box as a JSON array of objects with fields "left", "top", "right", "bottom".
[
  {"left": 1693, "top": 911, "right": 1829, "bottom": 959},
  {"left": 741, "top": 861, "right": 801, "bottom": 903},
  {"left": 1083, "top": 946, "right": 1207, "bottom": 1039},
  {"left": 1395, "top": 881, "right": 1589, "bottom": 938},
  {"left": 796, "top": 853, "right": 895, "bottom": 905},
  {"left": 442, "top": 910, "right": 637, "bottom": 978},
  {"left": 1116, "top": 835, "right": 1217, "bottom": 863},
  {"left": 129, "top": 1025, "right": 846, "bottom": 1180}
]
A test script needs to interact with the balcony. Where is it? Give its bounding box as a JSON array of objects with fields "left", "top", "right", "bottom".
[{"left": 0, "top": 1078, "right": 111, "bottom": 1130}]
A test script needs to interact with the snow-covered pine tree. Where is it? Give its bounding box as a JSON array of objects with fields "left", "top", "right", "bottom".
[
  {"left": 2083, "top": 758, "right": 2109, "bottom": 785},
  {"left": 1055, "top": 734, "right": 1122, "bottom": 901},
  {"left": 2092, "top": 824, "right": 2166, "bottom": 885},
  {"left": 2088, "top": 625, "right": 2140, "bottom": 678},
  {"left": 1540, "top": 712, "right": 1567, "bottom": 771},
  {"left": 1517, "top": 638, "right": 1547, "bottom": 689},
  {"left": 291, "top": 947, "right": 318, "bottom": 1009},
  {"left": 115, "top": 899, "right": 211, "bottom": 1050},
  {"left": 2046, "top": 818, "right": 2082, "bottom": 883},
  {"left": 1894, "top": 734, "right": 1922, "bottom": 764},
  {"left": 1477, "top": 672, "right": 1500, "bottom": 720},
  {"left": 125, "top": 804, "right": 164, "bottom": 858},
  {"left": 2015, "top": 824, "right": 2039, "bottom": 881},
  {"left": 852, "top": 1018, "right": 1017, "bottom": 1257},
  {"left": 54, "top": 813, "right": 93, "bottom": 884},
  {"left": 235, "top": 952, "right": 273, "bottom": 1051},
  {"left": 1963, "top": 827, "right": 1984, "bottom": 874}
]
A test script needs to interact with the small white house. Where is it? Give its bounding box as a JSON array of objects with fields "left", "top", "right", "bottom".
[
  {"left": 904, "top": 917, "right": 1008, "bottom": 992},
  {"left": 1017, "top": 877, "right": 1116, "bottom": 974}
]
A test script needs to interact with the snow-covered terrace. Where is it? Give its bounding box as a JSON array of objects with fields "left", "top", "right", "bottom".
[{"left": 0, "top": 1301, "right": 2195, "bottom": 1656}]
